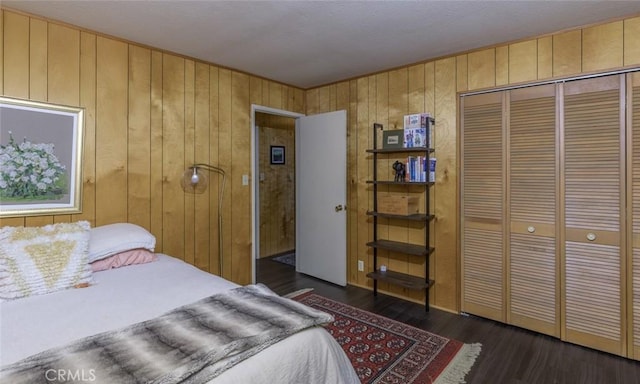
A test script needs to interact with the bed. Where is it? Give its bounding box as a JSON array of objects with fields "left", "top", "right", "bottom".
[{"left": 0, "top": 222, "right": 359, "bottom": 384}]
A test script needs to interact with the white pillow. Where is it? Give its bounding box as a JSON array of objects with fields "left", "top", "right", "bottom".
[
  {"left": 0, "top": 221, "right": 93, "bottom": 300},
  {"left": 89, "top": 223, "right": 156, "bottom": 263}
]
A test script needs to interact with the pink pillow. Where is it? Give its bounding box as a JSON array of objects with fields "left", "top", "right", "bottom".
[{"left": 90, "top": 249, "right": 157, "bottom": 272}]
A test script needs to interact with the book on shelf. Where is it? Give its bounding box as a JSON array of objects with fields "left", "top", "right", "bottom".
[
  {"left": 403, "top": 113, "right": 434, "bottom": 148},
  {"left": 402, "top": 156, "right": 436, "bottom": 182}
]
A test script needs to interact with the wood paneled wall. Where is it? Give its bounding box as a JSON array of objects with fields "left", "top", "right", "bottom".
[
  {"left": 307, "top": 16, "right": 640, "bottom": 311},
  {"left": 0, "top": 9, "right": 304, "bottom": 285},
  {"left": 2, "top": 7, "right": 640, "bottom": 312},
  {"left": 256, "top": 112, "right": 296, "bottom": 258}
]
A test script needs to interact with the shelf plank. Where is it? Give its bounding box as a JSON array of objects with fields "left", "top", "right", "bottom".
[
  {"left": 366, "top": 211, "right": 435, "bottom": 222},
  {"left": 367, "top": 147, "right": 435, "bottom": 154},
  {"left": 366, "top": 269, "right": 435, "bottom": 290},
  {"left": 366, "top": 180, "right": 434, "bottom": 186},
  {"left": 366, "top": 239, "right": 434, "bottom": 256}
]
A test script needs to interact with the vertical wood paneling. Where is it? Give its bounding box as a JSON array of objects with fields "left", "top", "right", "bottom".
[
  {"left": 269, "top": 82, "right": 283, "bottom": 110},
  {"left": 356, "top": 77, "right": 371, "bottom": 287},
  {"left": 127, "top": 45, "right": 151, "bottom": 230},
  {"left": 230, "top": 72, "right": 251, "bottom": 284},
  {"left": 1, "top": 11, "right": 29, "bottom": 226},
  {"left": 306, "top": 88, "right": 319, "bottom": 115},
  {"left": 582, "top": 21, "right": 624, "bottom": 72},
  {"left": 495, "top": 46, "right": 509, "bottom": 86},
  {"left": 3, "top": 9, "right": 639, "bottom": 317},
  {"left": 553, "top": 30, "right": 582, "bottom": 77},
  {"left": 625, "top": 17, "right": 640, "bottom": 66},
  {"left": 72, "top": 31, "right": 97, "bottom": 226},
  {"left": 208, "top": 66, "right": 221, "bottom": 275},
  {"left": 468, "top": 49, "right": 495, "bottom": 90},
  {"left": 407, "top": 64, "right": 427, "bottom": 113},
  {"left": 149, "top": 51, "right": 164, "bottom": 252},
  {"left": 407, "top": 64, "right": 426, "bottom": 302},
  {"left": 293, "top": 87, "right": 305, "bottom": 113},
  {"left": 160, "top": 54, "right": 185, "bottom": 258},
  {"left": 48, "top": 24, "right": 79, "bottom": 106},
  {"left": 249, "top": 76, "right": 262, "bottom": 106},
  {"left": 456, "top": 54, "right": 468, "bottom": 92},
  {"left": 424, "top": 62, "right": 437, "bottom": 304},
  {"left": 372, "top": 74, "right": 389, "bottom": 293},
  {"left": 218, "top": 69, "right": 232, "bottom": 279},
  {"left": 434, "top": 57, "right": 458, "bottom": 309},
  {"left": 424, "top": 62, "right": 435, "bottom": 114},
  {"left": 537, "top": 36, "right": 553, "bottom": 79},
  {"left": 509, "top": 40, "right": 537, "bottom": 84},
  {"left": 194, "top": 62, "right": 211, "bottom": 270},
  {"left": 388, "top": 69, "right": 409, "bottom": 297},
  {"left": 183, "top": 59, "right": 195, "bottom": 266},
  {"left": 347, "top": 78, "right": 372, "bottom": 286},
  {"left": 318, "top": 85, "right": 333, "bottom": 113},
  {"left": 29, "top": 19, "right": 47, "bottom": 101},
  {"left": 3, "top": 12, "right": 28, "bottom": 99},
  {"left": 48, "top": 23, "right": 79, "bottom": 225},
  {"left": 95, "top": 37, "right": 128, "bottom": 226},
  {"left": 24, "top": 18, "right": 52, "bottom": 228}
]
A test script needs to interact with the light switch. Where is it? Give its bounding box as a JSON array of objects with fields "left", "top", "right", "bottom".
[{"left": 242, "top": 174, "right": 249, "bottom": 186}]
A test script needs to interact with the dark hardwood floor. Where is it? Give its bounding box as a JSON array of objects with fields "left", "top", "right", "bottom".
[{"left": 257, "top": 257, "right": 640, "bottom": 384}]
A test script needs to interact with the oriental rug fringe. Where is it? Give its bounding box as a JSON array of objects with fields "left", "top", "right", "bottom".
[{"left": 289, "top": 291, "right": 481, "bottom": 384}]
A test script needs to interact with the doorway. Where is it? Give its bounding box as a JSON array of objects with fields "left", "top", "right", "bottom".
[
  {"left": 255, "top": 111, "right": 298, "bottom": 269},
  {"left": 251, "top": 106, "right": 304, "bottom": 285},
  {"left": 251, "top": 105, "right": 348, "bottom": 287}
]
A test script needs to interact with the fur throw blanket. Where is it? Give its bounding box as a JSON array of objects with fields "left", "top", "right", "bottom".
[{"left": 1, "top": 284, "right": 333, "bottom": 383}]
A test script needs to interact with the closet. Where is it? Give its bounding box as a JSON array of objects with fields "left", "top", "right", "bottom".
[{"left": 461, "top": 72, "right": 638, "bottom": 358}]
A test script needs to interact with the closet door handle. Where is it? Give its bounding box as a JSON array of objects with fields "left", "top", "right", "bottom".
[
  {"left": 527, "top": 226, "right": 535, "bottom": 233},
  {"left": 586, "top": 232, "right": 596, "bottom": 241}
]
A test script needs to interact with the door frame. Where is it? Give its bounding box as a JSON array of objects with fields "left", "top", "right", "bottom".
[{"left": 250, "top": 104, "right": 305, "bottom": 283}]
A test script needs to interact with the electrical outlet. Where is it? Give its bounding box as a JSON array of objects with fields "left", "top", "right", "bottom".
[{"left": 357, "top": 260, "right": 364, "bottom": 271}]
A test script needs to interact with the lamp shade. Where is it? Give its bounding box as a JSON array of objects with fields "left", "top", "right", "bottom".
[{"left": 181, "top": 167, "right": 208, "bottom": 194}]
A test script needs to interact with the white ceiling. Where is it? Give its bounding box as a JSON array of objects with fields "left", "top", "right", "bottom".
[{"left": 4, "top": 1, "right": 640, "bottom": 89}]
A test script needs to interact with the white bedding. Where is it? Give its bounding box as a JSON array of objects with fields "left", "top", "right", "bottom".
[{"left": 0, "top": 254, "right": 359, "bottom": 384}]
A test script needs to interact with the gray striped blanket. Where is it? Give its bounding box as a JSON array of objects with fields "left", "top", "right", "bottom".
[{"left": 1, "top": 284, "right": 333, "bottom": 384}]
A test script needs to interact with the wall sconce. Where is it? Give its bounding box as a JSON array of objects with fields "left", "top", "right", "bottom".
[{"left": 181, "top": 163, "right": 226, "bottom": 275}]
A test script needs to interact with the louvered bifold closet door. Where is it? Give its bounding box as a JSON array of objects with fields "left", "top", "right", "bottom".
[
  {"left": 461, "top": 92, "right": 505, "bottom": 322},
  {"left": 508, "top": 85, "right": 559, "bottom": 337},
  {"left": 630, "top": 72, "right": 640, "bottom": 360},
  {"left": 563, "top": 75, "right": 625, "bottom": 356}
]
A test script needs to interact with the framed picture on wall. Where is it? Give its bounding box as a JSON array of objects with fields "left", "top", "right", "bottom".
[
  {"left": 0, "top": 96, "right": 85, "bottom": 218},
  {"left": 270, "top": 145, "right": 285, "bottom": 165}
]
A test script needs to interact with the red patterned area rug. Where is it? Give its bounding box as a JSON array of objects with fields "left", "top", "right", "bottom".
[{"left": 290, "top": 292, "right": 481, "bottom": 384}]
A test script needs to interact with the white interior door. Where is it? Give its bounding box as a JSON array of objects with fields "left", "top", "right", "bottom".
[{"left": 296, "top": 110, "right": 347, "bottom": 286}]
